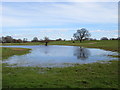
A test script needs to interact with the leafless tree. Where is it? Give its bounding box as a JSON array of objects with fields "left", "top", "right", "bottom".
[
  {"left": 23, "top": 38, "right": 27, "bottom": 43},
  {"left": 32, "top": 37, "right": 39, "bottom": 42},
  {"left": 44, "top": 37, "right": 49, "bottom": 46},
  {"left": 73, "top": 28, "right": 91, "bottom": 42},
  {"left": 4, "top": 36, "right": 13, "bottom": 43},
  {"left": 100, "top": 37, "right": 108, "bottom": 40}
]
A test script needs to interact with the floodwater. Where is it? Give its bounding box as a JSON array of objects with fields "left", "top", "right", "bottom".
[{"left": 2, "top": 45, "right": 118, "bottom": 67}]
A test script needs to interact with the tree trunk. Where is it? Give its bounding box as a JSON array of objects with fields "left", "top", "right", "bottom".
[
  {"left": 79, "top": 39, "right": 82, "bottom": 42},
  {"left": 45, "top": 42, "right": 48, "bottom": 46}
]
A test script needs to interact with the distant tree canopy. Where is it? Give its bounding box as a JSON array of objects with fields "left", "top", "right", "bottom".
[
  {"left": 1, "top": 36, "right": 24, "bottom": 43},
  {"left": 32, "top": 37, "right": 39, "bottom": 42},
  {"left": 117, "top": 37, "right": 120, "bottom": 40},
  {"left": 4, "top": 36, "right": 13, "bottom": 43},
  {"left": 1, "top": 36, "right": 13, "bottom": 43},
  {"left": 12, "top": 39, "right": 22, "bottom": 43},
  {"left": 110, "top": 38, "right": 116, "bottom": 40},
  {"left": 73, "top": 28, "right": 91, "bottom": 42},
  {"left": 100, "top": 37, "right": 108, "bottom": 40},
  {"left": 1, "top": 35, "right": 119, "bottom": 43},
  {"left": 56, "top": 38, "right": 62, "bottom": 41},
  {"left": 44, "top": 37, "right": 49, "bottom": 42}
]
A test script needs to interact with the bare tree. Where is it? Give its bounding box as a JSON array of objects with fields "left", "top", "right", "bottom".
[
  {"left": 100, "top": 37, "right": 108, "bottom": 40},
  {"left": 23, "top": 38, "right": 27, "bottom": 43},
  {"left": 4, "top": 36, "right": 13, "bottom": 43},
  {"left": 73, "top": 28, "right": 91, "bottom": 42},
  {"left": 56, "top": 38, "right": 62, "bottom": 41},
  {"left": 44, "top": 37, "right": 49, "bottom": 46},
  {"left": 17, "top": 39, "right": 22, "bottom": 43},
  {"left": 2, "top": 37, "right": 5, "bottom": 43},
  {"left": 32, "top": 37, "right": 39, "bottom": 42}
]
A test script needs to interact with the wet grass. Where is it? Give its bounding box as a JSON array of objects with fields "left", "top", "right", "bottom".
[
  {"left": 2, "top": 61, "right": 119, "bottom": 88},
  {"left": 1, "top": 47, "right": 31, "bottom": 60},
  {"left": 1, "top": 40, "right": 119, "bottom": 88}
]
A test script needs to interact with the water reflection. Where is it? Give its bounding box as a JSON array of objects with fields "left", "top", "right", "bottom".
[
  {"left": 74, "top": 47, "right": 90, "bottom": 60},
  {"left": 2, "top": 45, "right": 118, "bottom": 67},
  {"left": 43, "top": 47, "right": 49, "bottom": 54}
]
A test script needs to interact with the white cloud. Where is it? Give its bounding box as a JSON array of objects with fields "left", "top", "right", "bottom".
[
  {"left": 1, "top": 2, "right": 118, "bottom": 40},
  {"left": 2, "top": 16, "right": 31, "bottom": 27},
  {"left": 9, "top": 28, "right": 74, "bottom": 32},
  {"left": 0, "top": 4, "right": 2, "bottom": 31},
  {"left": 90, "top": 30, "right": 118, "bottom": 39},
  {"left": 91, "top": 30, "right": 103, "bottom": 32},
  {"left": 2, "top": 2, "right": 117, "bottom": 28},
  {"left": 2, "top": 27, "right": 75, "bottom": 40},
  {"left": 91, "top": 30, "right": 118, "bottom": 33},
  {"left": 113, "top": 34, "right": 118, "bottom": 37}
]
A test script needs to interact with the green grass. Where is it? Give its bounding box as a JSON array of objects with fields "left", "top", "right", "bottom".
[
  {"left": 49, "top": 40, "right": 119, "bottom": 52},
  {"left": 1, "top": 47, "right": 31, "bottom": 60},
  {"left": 1, "top": 40, "right": 119, "bottom": 88},
  {"left": 2, "top": 61, "right": 119, "bottom": 88},
  {"left": 1, "top": 42, "right": 44, "bottom": 46},
  {"left": 1, "top": 40, "right": 119, "bottom": 52}
]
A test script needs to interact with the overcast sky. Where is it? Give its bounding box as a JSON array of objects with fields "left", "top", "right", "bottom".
[{"left": 1, "top": 1, "right": 118, "bottom": 40}]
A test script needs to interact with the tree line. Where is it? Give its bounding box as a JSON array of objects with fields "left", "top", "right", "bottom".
[
  {"left": 72, "top": 28, "right": 120, "bottom": 42},
  {"left": 0, "top": 36, "right": 64, "bottom": 43},
  {"left": 0, "top": 28, "right": 119, "bottom": 43},
  {"left": 0, "top": 36, "right": 28, "bottom": 43}
]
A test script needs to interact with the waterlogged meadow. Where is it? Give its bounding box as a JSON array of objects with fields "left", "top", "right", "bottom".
[
  {"left": 3, "top": 61, "right": 119, "bottom": 88},
  {"left": 2, "top": 47, "right": 31, "bottom": 60},
  {"left": 1, "top": 1, "right": 119, "bottom": 88},
  {"left": 2, "top": 40, "right": 119, "bottom": 88}
]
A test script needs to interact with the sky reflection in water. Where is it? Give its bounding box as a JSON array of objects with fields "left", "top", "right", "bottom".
[{"left": 2, "top": 45, "right": 118, "bottom": 67}]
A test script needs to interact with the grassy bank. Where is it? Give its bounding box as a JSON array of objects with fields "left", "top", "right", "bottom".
[
  {"left": 1, "top": 47, "right": 31, "bottom": 60},
  {"left": 1, "top": 40, "right": 119, "bottom": 52},
  {"left": 49, "top": 40, "right": 119, "bottom": 52}
]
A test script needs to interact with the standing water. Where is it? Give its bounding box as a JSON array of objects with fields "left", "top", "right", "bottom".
[{"left": 2, "top": 45, "right": 118, "bottom": 67}]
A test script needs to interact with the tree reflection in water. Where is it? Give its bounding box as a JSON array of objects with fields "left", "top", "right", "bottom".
[{"left": 74, "top": 47, "right": 90, "bottom": 60}]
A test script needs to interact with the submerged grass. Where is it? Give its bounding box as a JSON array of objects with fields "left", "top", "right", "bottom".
[{"left": 2, "top": 61, "right": 119, "bottom": 88}]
